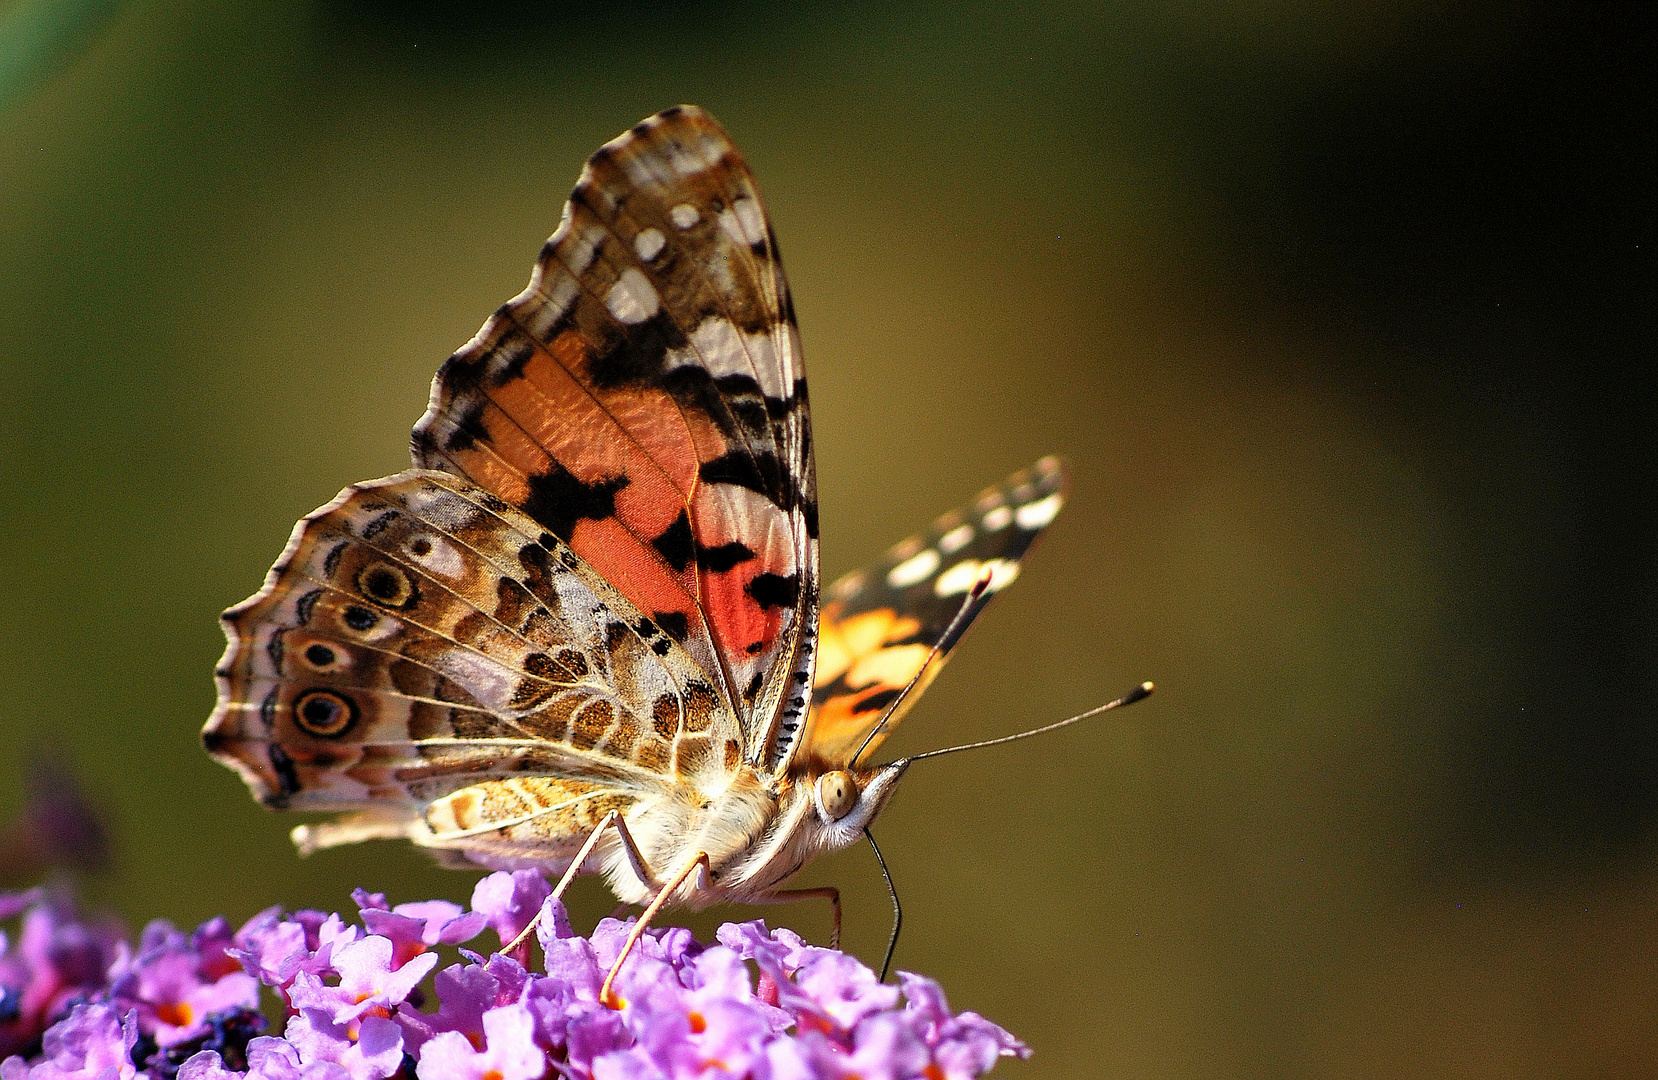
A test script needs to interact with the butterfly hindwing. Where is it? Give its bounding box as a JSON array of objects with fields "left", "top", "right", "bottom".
[
  {"left": 798, "top": 456, "right": 1068, "bottom": 768},
  {"left": 410, "top": 106, "right": 818, "bottom": 770},
  {"left": 204, "top": 471, "right": 747, "bottom": 865}
]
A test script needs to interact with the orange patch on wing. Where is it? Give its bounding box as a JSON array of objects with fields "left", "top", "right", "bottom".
[
  {"left": 593, "top": 384, "right": 705, "bottom": 492},
  {"left": 568, "top": 516, "right": 701, "bottom": 622},
  {"left": 500, "top": 350, "right": 628, "bottom": 473},
  {"left": 699, "top": 565, "right": 784, "bottom": 665},
  {"left": 845, "top": 642, "right": 931, "bottom": 692},
  {"left": 450, "top": 408, "right": 538, "bottom": 504},
  {"left": 814, "top": 605, "right": 922, "bottom": 687},
  {"left": 805, "top": 693, "right": 865, "bottom": 750},
  {"left": 499, "top": 354, "right": 691, "bottom": 541},
  {"left": 803, "top": 656, "right": 939, "bottom": 767}
]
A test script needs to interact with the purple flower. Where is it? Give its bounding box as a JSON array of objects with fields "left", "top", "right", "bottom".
[
  {"left": 622, "top": 966, "right": 778, "bottom": 1079},
  {"left": 395, "top": 957, "right": 525, "bottom": 1058},
  {"left": 0, "top": 891, "right": 126, "bottom": 1059},
  {"left": 467, "top": 873, "right": 550, "bottom": 963},
  {"left": 418, "top": 1003, "right": 543, "bottom": 1080},
  {"left": 715, "top": 924, "right": 816, "bottom": 978},
  {"left": 792, "top": 952, "right": 899, "bottom": 1033},
  {"left": 231, "top": 911, "right": 360, "bottom": 993},
  {"left": 3, "top": 879, "right": 1027, "bottom": 1080},
  {"left": 287, "top": 936, "right": 436, "bottom": 1025},
  {"left": 239, "top": 1036, "right": 312, "bottom": 1080},
  {"left": 895, "top": 973, "right": 1029, "bottom": 1078},
  {"left": 0, "top": 892, "right": 43, "bottom": 924},
  {"left": 175, "top": 1049, "right": 243, "bottom": 1080},
  {"left": 283, "top": 1011, "right": 403, "bottom": 1080},
  {"left": 108, "top": 921, "right": 259, "bottom": 1048},
  {"left": 3, "top": 1001, "right": 138, "bottom": 1080},
  {"left": 188, "top": 921, "right": 244, "bottom": 984},
  {"left": 352, "top": 894, "right": 485, "bottom": 971}
]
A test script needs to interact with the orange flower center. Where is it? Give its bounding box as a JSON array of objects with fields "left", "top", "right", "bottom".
[
  {"left": 154, "top": 1002, "right": 193, "bottom": 1028},
  {"left": 687, "top": 1011, "right": 706, "bottom": 1033}
]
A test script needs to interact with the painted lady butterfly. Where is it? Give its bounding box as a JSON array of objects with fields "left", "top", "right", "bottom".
[{"left": 203, "top": 106, "right": 1096, "bottom": 987}]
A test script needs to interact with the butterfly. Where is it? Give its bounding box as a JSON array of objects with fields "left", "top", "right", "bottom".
[{"left": 203, "top": 106, "right": 1091, "bottom": 992}]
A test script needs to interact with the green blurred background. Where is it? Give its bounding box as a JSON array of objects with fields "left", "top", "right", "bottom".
[{"left": 1, "top": 0, "right": 1652, "bottom": 1074}]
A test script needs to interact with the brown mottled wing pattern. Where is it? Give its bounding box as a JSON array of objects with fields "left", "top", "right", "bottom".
[
  {"left": 204, "top": 471, "right": 744, "bottom": 869},
  {"left": 798, "top": 456, "right": 1068, "bottom": 768},
  {"left": 410, "top": 106, "right": 818, "bottom": 773}
]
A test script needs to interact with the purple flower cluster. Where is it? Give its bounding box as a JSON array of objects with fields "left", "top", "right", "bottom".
[{"left": 1, "top": 875, "right": 1027, "bottom": 1080}]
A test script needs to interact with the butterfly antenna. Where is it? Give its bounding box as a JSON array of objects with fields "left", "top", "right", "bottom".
[
  {"left": 865, "top": 827, "right": 902, "bottom": 982},
  {"left": 850, "top": 573, "right": 996, "bottom": 769},
  {"left": 905, "top": 680, "right": 1155, "bottom": 763}
]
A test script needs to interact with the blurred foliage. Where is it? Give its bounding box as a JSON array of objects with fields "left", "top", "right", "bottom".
[
  {"left": 0, "top": 1, "right": 1651, "bottom": 1075},
  {"left": 0, "top": 0, "right": 122, "bottom": 112}
]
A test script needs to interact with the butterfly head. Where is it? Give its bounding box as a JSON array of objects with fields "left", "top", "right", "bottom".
[{"left": 799, "top": 759, "right": 909, "bottom": 844}]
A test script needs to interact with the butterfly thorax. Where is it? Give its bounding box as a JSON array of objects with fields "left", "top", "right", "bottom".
[
  {"left": 595, "top": 759, "right": 906, "bottom": 908},
  {"left": 598, "top": 764, "right": 780, "bottom": 907}
]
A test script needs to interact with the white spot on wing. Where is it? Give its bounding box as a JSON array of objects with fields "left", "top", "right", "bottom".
[
  {"left": 886, "top": 548, "right": 940, "bottom": 589},
  {"left": 1015, "top": 492, "right": 1064, "bottom": 530},
  {"left": 405, "top": 534, "right": 464, "bottom": 580},
  {"left": 735, "top": 197, "right": 765, "bottom": 245},
  {"left": 939, "top": 524, "right": 974, "bottom": 553},
  {"left": 564, "top": 225, "right": 605, "bottom": 274},
  {"left": 666, "top": 145, "right": 708, "bottom": 177},
  {"left": 934, "top": 558, "right": 1020, "bottom": 597},
  {"left": 605, "top": 268, "right": 661, "bottom": 325},
  {"left": 434, "top": 649, "right": 521, "bottom": 713},
  {"left": 634, "top": 228, "right": 666, "bottom": 262},
  {"left": 522, "top": 276, "right": 579, "bottom": 341},
  {"left": 252, "top": 626, "right": 281, "bottom": 677},
  {"left": 486, "top": 341, "right": 523, "bottom": 383},
  {"left": 982, "top": 506, "right": 1013, "bottom": 531},
  {"left": 981, "top": 558, "right": 1020, "bottom": 591},
  {"left": 406, "top": 486, "right": 478, "bottom": 530},
  {"left": 718, "top": 202, "right": 764, "bottom": 248},
  {"left": 933, "top": 561, "right": 980, "bottom": 597},
  {"left": 663, "top": 316, "right": 789, "bottom": 398},
  {"left": 671, "top": 203, "right": 700, "bottom": 229}
]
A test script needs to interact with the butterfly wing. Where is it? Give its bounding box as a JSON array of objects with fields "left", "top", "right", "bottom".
[
  {"left": 799, "top": 456, "right": 1068, "bottom": 768},
  {"left": 204, "top": 471, "right": 743, "bottom": 871},
  {"left": 410, "top": 106, "right": 818, "bottom": 774}
]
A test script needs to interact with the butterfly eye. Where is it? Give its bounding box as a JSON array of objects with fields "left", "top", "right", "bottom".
[{"left": 816, "top": 770, "right": 857, "bottom": 821}]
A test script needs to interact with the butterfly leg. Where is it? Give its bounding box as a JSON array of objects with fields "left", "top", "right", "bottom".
[
  {"left": 600, "top": 850, "right": 711, "bottom": 1008},
  {"left": 504, "top": 808, "right": 657, "bottom": 955},
  {"left": 749, "top": 887, "right": 843, "bottom": 950}
]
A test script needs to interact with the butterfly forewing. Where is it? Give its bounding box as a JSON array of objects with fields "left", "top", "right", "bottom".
[
  {"left": 799, "top": 456, "right": 1069, "bottom": 768},
  {"left": 410, "top": 106, "right": 819, "bottom": 771}
]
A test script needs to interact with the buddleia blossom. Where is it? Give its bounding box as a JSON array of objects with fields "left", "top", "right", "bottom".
[
  {"left": 0, "top": 890, "right": 126, "bottom": 1060},
  {"left": 0, "top": 878, "right": 1029, "bottom": 1080}
]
